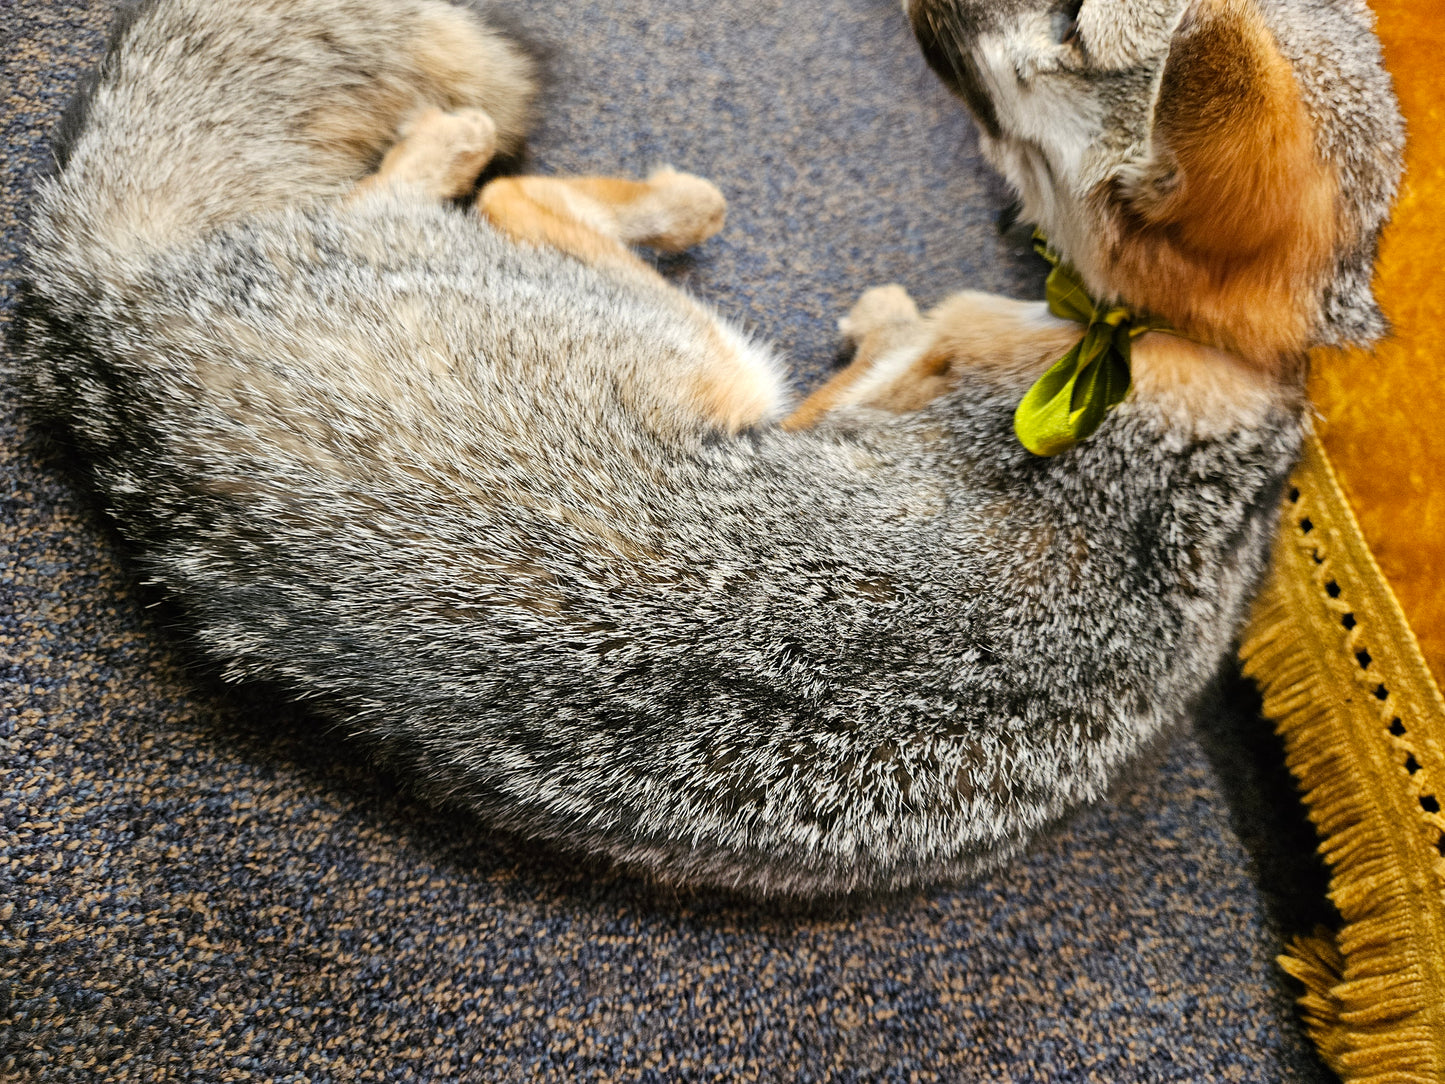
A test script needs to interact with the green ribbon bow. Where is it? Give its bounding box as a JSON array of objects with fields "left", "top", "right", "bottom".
[{"left": 1013, "top": 236, "right": 1168, "bottom": 457}]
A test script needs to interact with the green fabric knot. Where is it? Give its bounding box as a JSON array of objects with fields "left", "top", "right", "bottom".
[{"left": 1013, "top": 235, "right": 1169, "bottom": 457}]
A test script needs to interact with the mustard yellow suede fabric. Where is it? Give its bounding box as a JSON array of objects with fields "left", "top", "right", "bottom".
[{"left": 1310, "top": 0, "right": 1445, "bottom": 685}]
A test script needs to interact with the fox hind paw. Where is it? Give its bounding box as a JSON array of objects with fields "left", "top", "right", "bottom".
[
  {"left": 624, "top": 168, "right": 728, "bottom": 252},
  {"left": 376, "top": 107, "right": 498, "bottom": 200}
]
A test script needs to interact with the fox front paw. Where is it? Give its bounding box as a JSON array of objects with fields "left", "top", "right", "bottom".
[{"left": 838, "top": 284, "right": 920, "bottom": 345}]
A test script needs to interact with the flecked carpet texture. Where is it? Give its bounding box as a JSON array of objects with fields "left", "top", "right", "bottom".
[{"left": 1, "top": 0, "right": 1341, "bottom": 1080}]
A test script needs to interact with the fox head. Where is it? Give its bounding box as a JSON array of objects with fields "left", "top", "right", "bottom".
[{"left": 909, "top": 0, "right": 1404, "bottom": 373}]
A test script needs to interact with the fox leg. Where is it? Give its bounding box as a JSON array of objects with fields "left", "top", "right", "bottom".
[
  {"left": 480, "top": 170, "right": 785, "bottom": 432},
  {"left": 783, "top": 285, "right": 927, "bottom": 430},
  {"left": 350, "top": 118, "right": 774, "bottom": 430},
  {"left": 477, "top": 168, "right": 726, "bottom": 276},
  {"left": 348, "top": 107, "right": 498, "bottom": 202},
  {"left": 784, "top": 288, "right": 1080, "bottom": 429}
]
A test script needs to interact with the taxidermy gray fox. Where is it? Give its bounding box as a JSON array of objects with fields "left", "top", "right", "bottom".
[{"left": 14, "top": 0, "right": 1402, "bottom": 894}]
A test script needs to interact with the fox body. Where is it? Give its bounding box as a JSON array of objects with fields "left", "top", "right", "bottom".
[{"left": 13, "top": 0, "right": 1401, "bottom": 894}]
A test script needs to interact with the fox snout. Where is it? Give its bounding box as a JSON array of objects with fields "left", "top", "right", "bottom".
[{"left": 906, "top": 0, "right": 1004, "bottom": 138}]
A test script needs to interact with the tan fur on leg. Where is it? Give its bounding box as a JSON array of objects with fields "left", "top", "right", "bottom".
[
  {"left": 541, "top": 170, "right": 727, "bottom": 252},
  {"left": 480, "top": 171, "right": 781, "bottom": 433},
  {"left": 349, "top": 107, "right": 496, "bottom": 202},
  {"left": 837, "top": 284, "right": 922, "bottom": 347},
  {"left": 784, "top": 285, "right": 926, "bottom": 430},
  {"left": 785, "top": 289, "right": 1083, "bottom": 428},
  {"left": 908, "top": 293, "right": 1083, "bottom": 383},
  {"left": 477, "top": 176, "right": 654, "bottom": 275},
  {"left": 479, "top": 171, "right": 725, "bottom": 258},
  {"left": 478, "top": 170, "right": 726, "bottom": 275}
]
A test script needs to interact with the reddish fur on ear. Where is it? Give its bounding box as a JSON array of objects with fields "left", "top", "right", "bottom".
[{"left": 1102, "top": 0, "right": 1337, "bottom": 374}]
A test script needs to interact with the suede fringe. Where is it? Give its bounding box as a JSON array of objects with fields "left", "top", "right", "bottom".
[{"left": 1239, "top": 431, "right": 1445, "bottom": 1084}]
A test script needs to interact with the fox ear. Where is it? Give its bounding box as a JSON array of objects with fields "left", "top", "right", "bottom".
[
  {"left": 1108, "top": 0, "right": 1338, "bottom": 364},
  {"left": 1136, "top": 0, "right": 1326, "bottom": 257}
]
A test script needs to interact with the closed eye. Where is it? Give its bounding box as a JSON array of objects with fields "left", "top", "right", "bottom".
[{"left": 1053, "top": 0, "right": 1083, "bottom": 46}]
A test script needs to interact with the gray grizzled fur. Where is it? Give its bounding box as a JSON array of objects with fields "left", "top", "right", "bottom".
[{"left": 12, "top": 0, "right": 1400, "bottom": 895}]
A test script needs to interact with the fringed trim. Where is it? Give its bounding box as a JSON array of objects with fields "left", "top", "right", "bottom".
[
  {"left": 1239, "top": 431, "right": 1445, "bottom": 1084},
  {"left": 1279, "top": 930, "right": 1351, "bottom": 1074}
]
